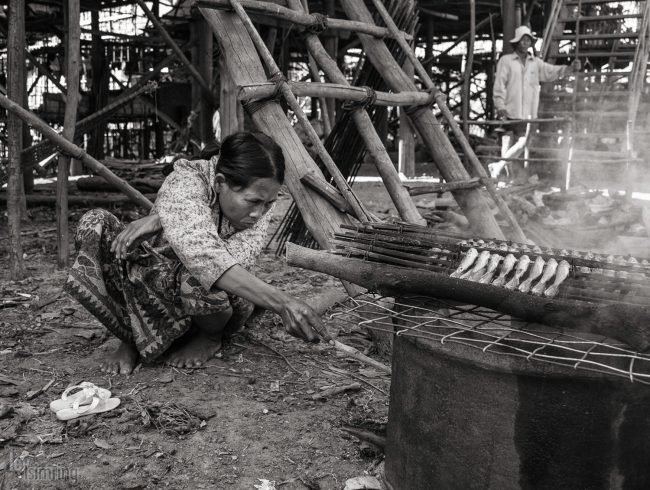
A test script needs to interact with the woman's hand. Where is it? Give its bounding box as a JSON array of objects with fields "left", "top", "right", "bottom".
[
  {"left": 111, "top": 214, "right": 162, "bottom": 260},
  {"left": 279, "top": 297, "right": 331, "bottom": 343}
]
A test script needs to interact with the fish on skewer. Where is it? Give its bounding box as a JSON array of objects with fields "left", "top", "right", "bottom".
[
  {"left": 476, "top": 254, "right": 503, "bottom": 283},
  {"left": 579, "top": 252, "right": 595, "bottom": 273},
  {"left": 450, "top": 248, "right": 478, "bottom": 278},
  {"left": 543, "top": 260, "right": 571, "bottom": 298},
  {"left": 491, "top": 254, "right": 518, "bottom": 287},
  {"left": 518, "top": 256, "right": 546, "bottom": 293},
  {"left": 531, "top": 258, "right": 558, "bottom": 295},
  {"left": 504, "top": 255, "right": 531, "bottom": 290},
  {"left": 462, "top": 250, "right": 492, "bottom": 280},
  {"left": 615, "top": 256, "right": 629, "bottom": 279}
]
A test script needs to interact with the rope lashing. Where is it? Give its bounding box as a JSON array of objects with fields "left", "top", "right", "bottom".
[
  {"left": 242, "top": 72, "right": 288, "bottom": 115},
  {"left": 341, "top": 86, "right": 377, "bottom": 112},
  {"left": 404, "top": 87, "right": 443, "bottom": 118},
  {"left": 305, "top": 13, "right": 328, "bottom": 35}
]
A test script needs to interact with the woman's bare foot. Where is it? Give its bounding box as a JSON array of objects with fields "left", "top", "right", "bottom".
[
  {"left": 166, "top": 331, "right": 222, "bottom": 369},
  {"left": 100, "top": 341, "right": 139, "bottom": 375}
]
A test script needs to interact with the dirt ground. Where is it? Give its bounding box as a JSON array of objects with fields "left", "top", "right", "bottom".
[{"left": 0, "top": 184, "right": 402, "bottom": 490}]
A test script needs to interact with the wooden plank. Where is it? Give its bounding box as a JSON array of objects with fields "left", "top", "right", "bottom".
[
  {"left": 198, "top": 7, "right": 350, "bottom": 249},
  {"left": 57, "top": 0, "right": 82, "bottom": 268},
  {"left": 220, "top": 57, "right": 243, "bottom": 137},
  {"left": 7, "top": 0, "right": 26, "bottom": 280}
]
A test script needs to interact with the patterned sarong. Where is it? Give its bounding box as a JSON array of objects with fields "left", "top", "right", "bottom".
[{"left": 65, "top": 209, "right": 253, "bottom": 361}]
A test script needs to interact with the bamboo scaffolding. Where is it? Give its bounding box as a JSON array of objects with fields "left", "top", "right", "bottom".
[
  {"left": 222, "top": 0, "right": 372, "bottom": 222},
  {"left": 57, "top": 0, "right": 81, "bottom": 269},
  {"left": 286, "top": 0, "right": 424, "bottom": 225},
  {"left": 194, "top": 0, "right": 413, "bottom": 41},
  {"left": 198, "top": 7, "right": 353, "bottom": 249},
  {"left": 134, "top": 0, "right": 216, "bottom": 107},
  {"left": 18, "top": 82, "right": 158, "bottom": 177},
  {"left": 0, "top": 93, "right": 153, "bottom": 210},
  {"left": 362, "top": 0, "right": 526, "bottom": 242},
  {"left": 340, "top": 0, "right": 509, "bottom": 240}
]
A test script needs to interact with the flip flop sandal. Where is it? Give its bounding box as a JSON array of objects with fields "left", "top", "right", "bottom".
[
  {"left": 49, "top": 382, "right": 111, "bottom": 413},
  {"left": 55, "top": 396, "right": 121, "bottom": 421}
]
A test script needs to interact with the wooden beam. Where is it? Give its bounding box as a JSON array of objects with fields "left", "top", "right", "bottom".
[
  {"left": 195, "top": 0, "right": 413, "bottom": 41},
  {"left": 7, "top": 0, "right": 26, "bottom": 280},
  {"left": 57, "top": 0, "right": 81, "bottom": 269},
  {"left": 0, "top": 92, "right": 153, "bottom": 210},
  {"left": 198, "top": 7, "right": 351, "bottom": 249},
  {"left": 461, "top": 0, "right": 476, "bottom": 138}
]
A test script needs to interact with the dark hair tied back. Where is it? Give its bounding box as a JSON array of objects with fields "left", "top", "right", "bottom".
[{"left": 216, "top": 132, "right": 285, "bottom": 188}]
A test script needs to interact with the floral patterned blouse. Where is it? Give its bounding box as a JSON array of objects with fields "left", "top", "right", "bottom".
[{"left": 152, "top": 157, "right": 273, "bottom": 291}]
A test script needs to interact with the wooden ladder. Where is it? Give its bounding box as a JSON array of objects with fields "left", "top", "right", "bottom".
[{"left": 539, "top": 0, "right": 650, "bottom": 189}]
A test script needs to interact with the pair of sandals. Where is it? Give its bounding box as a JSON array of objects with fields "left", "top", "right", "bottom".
[{"left": 49, "top": 382, "right": 120, "bottom": 421}]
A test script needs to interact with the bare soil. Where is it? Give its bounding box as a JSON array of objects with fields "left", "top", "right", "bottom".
[{"left": 0, "top": 187, "right": 394, "bottom": 489}]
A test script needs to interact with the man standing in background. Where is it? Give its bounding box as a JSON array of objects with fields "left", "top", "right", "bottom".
[{"left": 491, "top": 25, "right": 581, "bottom": 178}]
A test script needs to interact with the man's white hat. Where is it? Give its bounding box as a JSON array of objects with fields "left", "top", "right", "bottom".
[{"left": 510, "top": 25, "right": 536, "bottom": 44}]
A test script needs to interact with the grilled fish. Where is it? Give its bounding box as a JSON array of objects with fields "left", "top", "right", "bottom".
[
  {"left": 615, "top": 256, "right": 629, "bottom": 279},
  {"left": 462, "top": 250, "right": 492, "bottom": 280},
  {"left": 492, "top": 254, "right": 517, "bottom": 286},
  {"left": 531, "top": 258, "right": 558, "bottom": 295},
  {"left": 451, "top": 248, "right": 478, "bottom": 278},
  {"left": 604, "top": 254, "right": 616, "bottom": 277},
  {"left": 477, "top": 254, "right": 503, "bottom": 283},
  {"left": 518, "top": 256, "right": 545, "bottom": 293},
  {"left": 543, "top": 260, "right": 571, "bottom": 298},
  {"left": 579, "top": 252, "right": 595, "bottom": 273},
  {"left": 504, "top": 255, "right": 531, "bottom": 290}
]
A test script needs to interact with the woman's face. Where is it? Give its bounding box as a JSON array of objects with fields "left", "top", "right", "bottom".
[{"left": 216, "top": 175, "right": 281, "bottom": 230}]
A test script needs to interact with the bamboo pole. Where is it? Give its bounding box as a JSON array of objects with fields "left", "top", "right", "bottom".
[
  {"left": 194, "top": 0, "right": 413, "bottom": 41},
  {"left": 461, "top": 0, "right": 476, "bottom": 139},
  {"left": 222, "top": 0, "right": 372, "bottom": 222},
  {"left": 307, "top": 55, "right": 331, "bottom": 137},
  {"left": 134, "top": 0, "right": 216, "bottom": 106},
  {"left": 361, "top": 0, "right": 526, "bottom": 242},
  {"left": 57, "top": 0, "right": 81, "bottom": 269},
  {"left": 0, "top": 93, "right": 154, "bottom": 210},
  {"left": 286, "top": 0, "right": 424, "bottom": 225},
  {"left": 340, "top": 0, "right": 506, "bottom": 240},
  {"left": 239, "top": 81, "right": 437, "bottom": 106},
  {"left": 7, "top": 0, "right": 26, "bottom": 280}
]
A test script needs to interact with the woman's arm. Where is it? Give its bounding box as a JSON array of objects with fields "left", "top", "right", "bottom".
[
  {"left": 111, "top": 213, "right": 162, "bottom": 260},
  {"left": 215, "top": 264, "right": 329, "bottom": 343}
]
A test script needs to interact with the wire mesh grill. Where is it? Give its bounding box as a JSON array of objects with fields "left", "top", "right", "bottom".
[{"left": 330, "top": 293, "right": 650, "bottom": 385}]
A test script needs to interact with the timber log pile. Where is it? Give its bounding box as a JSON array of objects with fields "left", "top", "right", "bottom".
[{"left": 287, "top": 223, "right": 650, "bottom": 352}]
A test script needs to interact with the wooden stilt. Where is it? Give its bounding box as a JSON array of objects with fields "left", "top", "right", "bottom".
[
  {"left": 399, "top": 59, "right": 416, "bottom": 178},
  {"left": 286, "top": 0, "right": 425, "bottom": 225},
  {"left": 57, "top": 0, "right": 81, "bottom": 269},
  {"left": 7, "top": 0, "right": 26, "bottom": 280}
]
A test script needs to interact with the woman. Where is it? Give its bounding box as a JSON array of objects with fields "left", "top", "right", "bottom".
[{"left": 66, "top": 132, "right": 326, "bottom": 375}]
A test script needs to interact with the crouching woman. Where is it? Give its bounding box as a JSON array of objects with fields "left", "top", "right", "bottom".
[{"left": 65, "top": 132, "right": 326, "bottom": 374}]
